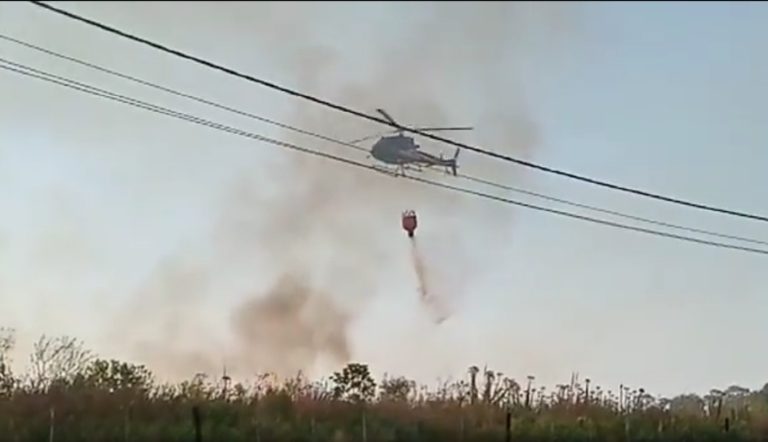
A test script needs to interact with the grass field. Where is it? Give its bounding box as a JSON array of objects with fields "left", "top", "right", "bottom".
[{"left": 1, "top": 331, "right": 766, "bottom": 441}]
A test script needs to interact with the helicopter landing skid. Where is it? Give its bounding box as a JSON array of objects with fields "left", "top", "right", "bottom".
[
  {"left": 372, "top": 164, "right": 423, "bottom": 178},
  {"left": 372, "top": 165, "right": 403, "bottom": 177}
]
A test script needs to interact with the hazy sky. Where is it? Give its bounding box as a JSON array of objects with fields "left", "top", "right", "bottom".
[{"left": 1, "top": 1, "right": 767, "bottom": 398}]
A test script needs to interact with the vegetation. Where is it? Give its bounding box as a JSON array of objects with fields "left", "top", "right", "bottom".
[{"left": 1, "top": 327, "right": 767, "bottom": 441}]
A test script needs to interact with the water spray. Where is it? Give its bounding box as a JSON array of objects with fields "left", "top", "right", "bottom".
[{"left": 402, "top": 210, "right": 448, "bottom": 324}]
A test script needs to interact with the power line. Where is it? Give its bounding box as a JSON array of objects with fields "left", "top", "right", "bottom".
[
  {"left": 0, "top": 59, "right": 373, "bottom": 171},
  {"left": 0, "top": 34, "right": 367, "bottom": 155},
  {"left": 2, "top": 33, "right": 765, "bottom": 247},
  {"left": 27, "top": 0, "right": 768, "bottom": 223},
  {"left": 459, "top": 175, "right": 768, "bottom": 247},
  {"left": 2, "top": 58, "right": 767, "bottom": 257}
]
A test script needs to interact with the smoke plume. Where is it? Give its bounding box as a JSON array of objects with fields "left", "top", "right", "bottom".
[
  {"left": 101, "top": 2, "right": 575, "bottom": 381},
  {"left": 231, "top": 275, "right": 351, "bottom": 374},
  {"left": 410, "top": 237, "right": 451, "bottom": 325},
  {"left": 113, "top": 261, "right": 351, "bottom": 381}
]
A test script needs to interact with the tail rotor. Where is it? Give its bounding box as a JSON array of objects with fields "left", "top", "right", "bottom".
[{"left": 450, "top": 148, "right": 460, "bottom": 176}]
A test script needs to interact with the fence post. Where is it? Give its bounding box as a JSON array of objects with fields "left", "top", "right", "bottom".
[
  {"left": 624, "top": 418, "right": 630, "bottom": 442},
  {"left": 192, "top": 405, "right": 202, "bottom": 442},
  {"left": 361, "top": 409, "right": 368, "bottom": 442},
  {"left": 48, "top": 407, "right": 55, "bottom": 442},
  {"left": 310, "top": 416, "right": 316, "bottom": 442},
  {"left": 505, "top": 410, "right": 512, "bottom": 442},
  {"left": 124, "top": 404, "right": 131, "bottom": 442}
]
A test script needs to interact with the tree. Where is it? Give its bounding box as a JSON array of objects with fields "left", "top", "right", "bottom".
[
  {"left": 505, "top": 378, "right": 521, "bottom": 406},
  {"left": 478, "top": 368, "right": 514, "bottom": 406},
  {"left": 27, "top": 335, "right": 93, "bottom": 392},
  {"left": 379, "top": 374, "right": 415, "bottom": 402},
  {"left": 705, "top": 389, "right": 725, "bottom": 418},
  {"left": 0, "top": 327, "right": 15, "bottom": 395},
  {"left": 725, "top": 385, "right": 751, "bottom": 418},
  {"left": 85, "top": 359, "right": 154, "bottom": 394},
  {"left": 331, "top": 363, "right": 376, "bottom": 403},
  {"left": 468, "top": 366, "right": 479, "bottom": 405},
  {"left": 670, "top": 394, "right": 705, "bottom": 418},
  {"left": 525, "top": 375, "right": 535, "bottom": 408},
  {"left": 179, "top": 373, "right": 213, "bottom": 401},
  {"left": 482, "top": 368, "right": 495, "bottom": 403}
]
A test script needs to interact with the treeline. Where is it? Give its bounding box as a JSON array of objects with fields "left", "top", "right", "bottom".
[{"left": 1, "top": 329, "right": 767, "bottom": 441}]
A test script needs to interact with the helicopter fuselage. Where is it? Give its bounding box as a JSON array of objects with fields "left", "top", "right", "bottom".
[
  {"left": 360, "top": 108, "right": 468, "bottom": 176},
  {"left": 371, "top": 135, "right": 454, "bottom": 169}
]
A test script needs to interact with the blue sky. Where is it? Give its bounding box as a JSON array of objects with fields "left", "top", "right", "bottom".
[{"left": 1, "top": 1, "right": 767, "bottom": 398}]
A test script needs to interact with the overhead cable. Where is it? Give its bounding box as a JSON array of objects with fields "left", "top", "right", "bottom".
[
  {"left": 2, "top": 57, "right": 767, "bottom": 256},
  {"left": 1, "top": 34, "right": 764, "bottom": 247},
  {"left": 27, "top": 0, "right": 768, "bottom": 223}
]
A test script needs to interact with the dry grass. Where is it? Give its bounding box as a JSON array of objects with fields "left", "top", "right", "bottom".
[{"left": 0, "top": 334, "right": 765, "bottom": 441}]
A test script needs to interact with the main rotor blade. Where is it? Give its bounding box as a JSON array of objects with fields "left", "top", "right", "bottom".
[
  {"left": 376, "top": 108, "right": 399, "bottom": 127},
  {"left": 347, "top": 131, "right": 392, "bottom": 144},
  {"left": 414, "top": 126, "right": 474, "bottom": 132}
]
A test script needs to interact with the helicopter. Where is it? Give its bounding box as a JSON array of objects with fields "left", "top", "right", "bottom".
[{"left": 349, "top": 109, "right": 473, "bottom": 177}]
